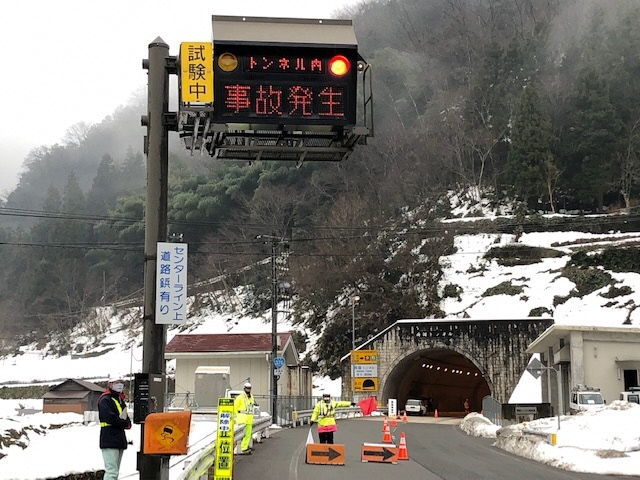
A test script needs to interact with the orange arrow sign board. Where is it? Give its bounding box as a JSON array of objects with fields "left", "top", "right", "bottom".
[
  {"left": 361, "top": 443, "right": 398, "bottom": 464},
  {"left": 305, "top": 443, "right": 345, "bottom": 465}
]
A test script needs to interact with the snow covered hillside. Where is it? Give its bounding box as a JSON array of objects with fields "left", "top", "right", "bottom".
[
  {"left": 1, "top": 228, "right": 638, "bottom": 389},
  {"left": 439, "top": 230, "right": 640, "bottom": 326}
]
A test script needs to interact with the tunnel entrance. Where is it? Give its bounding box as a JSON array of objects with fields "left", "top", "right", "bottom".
[{"left": 383, "top": 348, "right": 490, "bottom": 416}]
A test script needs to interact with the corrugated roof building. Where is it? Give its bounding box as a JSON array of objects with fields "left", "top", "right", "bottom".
[{"left": 43, "top": 379, "right": 104, "bottom": 414}]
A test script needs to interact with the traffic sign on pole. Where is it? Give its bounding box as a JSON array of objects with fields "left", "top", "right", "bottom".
[
  {"left": 273, "top": 356, "right": 285, "bottom": 369},
  {"left": 525, "top": 357, "right": 543, "bottom": 379}
]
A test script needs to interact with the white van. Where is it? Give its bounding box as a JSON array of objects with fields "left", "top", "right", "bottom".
[
  {"left": 569, "top": 386, "right": 605, "bottom": 414},
  {"left": 225, "top": 389, "right": 243, "bottom": 399},
  {"left": 619, "top": 387, "right": 640, "bottom": 404},
  {"left": 404, "top": 399, "right": 426, "bottom": 416}
]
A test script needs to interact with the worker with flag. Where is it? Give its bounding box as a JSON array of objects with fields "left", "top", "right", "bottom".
[{"left": 310, "top": 393, "right": 355, "bottom": 444}]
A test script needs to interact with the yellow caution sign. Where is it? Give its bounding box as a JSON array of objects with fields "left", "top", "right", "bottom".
[
  {"left": 351, "top": 349, "right": 378, "bottom": 364},
  {"left": 214, "top": 397, "right": 235, "bottom": 480},
  {"left": 143, "top": 410, "right": 191, "bottom": 455},
  {"left": 154, "top": 420, "right": 184, "bottom": 446},
  {"left": 179, "top": 42, "right": 213, "bottom": 103},
  {"left": 352, "top": 377, "right": 378, "bottom": 392}
]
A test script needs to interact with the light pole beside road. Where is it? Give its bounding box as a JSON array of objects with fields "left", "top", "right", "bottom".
[
  {"left": 351, "top": 295, "right": 360, "bottom": 351},
  {"left": 350, "top": 295, "right": 360, "bottom": 402},
  {"left": 256, "top": 234, "right": 289, "bottom": 424}
]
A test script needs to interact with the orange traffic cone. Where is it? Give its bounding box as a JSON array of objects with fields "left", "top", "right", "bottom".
[
  {"left": 434, "top": 409, "right": 439, "bottom": 418},
  {"left": 382, "top": 422, "right": 392, "bottom": 443},
  {"left": 402, "top": 411, "right": 408, "bottom": 423},
  {"left": 391, "top": 416, "right": 397, "bottom": 427},
  {"left": 398, "top": 432, "right": 409, "bottom": 460},
  {"left": 382, "top": 417, "right": 388, "bottom": 432}
]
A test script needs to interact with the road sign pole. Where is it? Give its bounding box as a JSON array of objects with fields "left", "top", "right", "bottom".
[
  {"left": 139, "top": 37, "right": 171, "bottom": 480},
  {"left": 526, "top": 358, "right": 562, "bottom": 431}
]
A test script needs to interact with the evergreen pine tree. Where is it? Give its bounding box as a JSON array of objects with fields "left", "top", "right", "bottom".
[
  {"left": 87, "top": 154, "right": 118, "bottom": 215},
  {"left": 505, "top": 85, "right": 554, "bottom": 208},
  {"left": 562, "top": 69, "right": 622, "bottom": 211}
]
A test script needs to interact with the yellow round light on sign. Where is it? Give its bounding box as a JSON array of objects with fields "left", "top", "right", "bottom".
[{"left": 218, "top": 53, "right": 238, "bottom": 72}]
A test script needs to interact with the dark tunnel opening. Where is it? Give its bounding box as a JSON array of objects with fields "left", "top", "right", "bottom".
[{"left": 384, "top": 348, "right": 490, "bottom": 416}]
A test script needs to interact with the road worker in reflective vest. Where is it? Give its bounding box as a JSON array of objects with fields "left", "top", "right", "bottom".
[
  {"left": 310, "top": 393, "right": 355, "bottom": 444},
  {"left": 98, "top": 374, "right": 132, "bottom": 480},
  {"left": 234, "top": 382, "right": 256, "bottom": 454}
]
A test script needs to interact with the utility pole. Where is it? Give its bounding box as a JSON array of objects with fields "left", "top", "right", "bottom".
[
  {"left": 271, "top": 237, "right": 278, "bottom": 424},
  {"left": 257, "top": 234, "right": 288, "bottom": 425},
  {"left": 139, "top": 37, "right": 171, "bottom": 480}
]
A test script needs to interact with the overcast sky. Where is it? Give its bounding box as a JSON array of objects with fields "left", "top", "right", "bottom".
[{"left": 0, "top": 0, "right": 357, "bottom": 197}]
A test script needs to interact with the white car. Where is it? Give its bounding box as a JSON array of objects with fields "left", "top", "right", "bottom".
[
  {"left": 570, "top": 389, "right": 605, "bottom": 414},
  {"left": 405, "top": 399, "right": 426, "bottom": 416}
]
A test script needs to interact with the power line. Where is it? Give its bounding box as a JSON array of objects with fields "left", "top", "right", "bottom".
[{"left": 3, "top": 206, "right": 640, "bottom": 234}]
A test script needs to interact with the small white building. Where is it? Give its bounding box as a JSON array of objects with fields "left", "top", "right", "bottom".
[
  {"left": 165, "top": 331, "right": 311, "bottom": 404},
  {"left": 527, "top": 325, "right": 640, "bottom": 412}
]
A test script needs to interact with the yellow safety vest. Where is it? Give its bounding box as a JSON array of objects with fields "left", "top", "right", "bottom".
[
  {"left": 234, "top": 392, "right": 255, "bottom": 425},
  {"left": 100, "top": 397, "right": 123, "bottom": 427},
  {"left": 310, "top": 400, "right": 351, "bottom": 428},
  {"left": 234, "top": 392, "right": 255, "bottom": 414}
]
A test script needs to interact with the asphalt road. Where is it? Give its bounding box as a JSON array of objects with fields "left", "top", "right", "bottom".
[{"left": 233, "top": 416, "right": 638, "bottom": 480}]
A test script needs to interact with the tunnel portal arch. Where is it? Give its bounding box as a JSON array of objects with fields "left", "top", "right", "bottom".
[
  {"left": 383, "top": 347, "right": 491, "bottom": 414},
  {"left": 342, "top": 318, "right": 554, "bottom": 413}
]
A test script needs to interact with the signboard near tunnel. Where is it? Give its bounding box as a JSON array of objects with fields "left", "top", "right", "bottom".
[
  {"left": 351, "top": 350, "right": 378, "bottom": 364},
  {"left": 212, "top": 16, "right": 359, "bottom": 126},
  {"left": 351, "top": 349, "right": 378, "bottom": 392},
  {"left": 213, "top": 45, "right": 358, "bottom": 125},
  {"left": 353, "top": 377, "right": 378, "bottom": 392}
]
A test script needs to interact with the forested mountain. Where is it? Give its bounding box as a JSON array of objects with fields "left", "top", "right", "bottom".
[{"left": 1, "top": 0, "right": 640, "bottom": 377}]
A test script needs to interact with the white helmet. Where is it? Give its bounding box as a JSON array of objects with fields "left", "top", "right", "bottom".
[
  {"left": 108, "top": 373, "right": 127, "bottom": 383},
  {"left": 244, "top": 382, "right": 252, "bottom": 389}
]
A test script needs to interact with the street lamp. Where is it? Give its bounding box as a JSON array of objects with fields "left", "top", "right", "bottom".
[
  {"left": 351, "top": 295, "right": 360, "bottom": 351},
  {"left": 350, "top": 295, "right": 360, "bottom": 403}
]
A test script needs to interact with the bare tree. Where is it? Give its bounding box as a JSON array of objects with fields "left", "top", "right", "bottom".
[
  {"left": 63, "top": 122, "right": 92, "bottom": 146},
  {"left": 617, "top": 117, "right": 640, "bottom": 211},
  {"left": 542, "top": 153, "right": 563, "bottom": 213}
]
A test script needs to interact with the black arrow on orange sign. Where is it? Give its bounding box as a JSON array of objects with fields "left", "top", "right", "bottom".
[
  {"left": 310, "top": 447, "right": 342, "bottom": 461},
  {"left": 363, "top": 448, "right": 395, "bottom": 461}
]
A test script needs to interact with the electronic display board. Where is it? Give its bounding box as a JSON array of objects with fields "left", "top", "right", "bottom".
[{"left": 213, "top": 44, "right": 358, "bottom": 125}]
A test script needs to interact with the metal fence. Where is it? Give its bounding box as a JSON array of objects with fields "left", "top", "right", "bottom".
[
  {"left": 481, "top": 395, "right": 503, "bottom": 426},
  {"left": 167, "top": 393, "right": 332, "bottom": 426},
  {"left": 253, "top": 394, "right": 319, "bottom": 426},
  {"left": 168, "top": 392, "right": 200, "bottom": 410}
]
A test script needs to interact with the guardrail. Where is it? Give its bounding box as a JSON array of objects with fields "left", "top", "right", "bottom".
[
  {"left": 289, "top": 406, "right": 383, "bottom": 427},
  {"left": 177, "top": 414, "right": 273, "bottom": 480},
  {"left": 521, "top": 427, "right": 557, "bottom": 445},
  {"left": 177, "top": 406, "right": 386, "bottom": 479}
]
